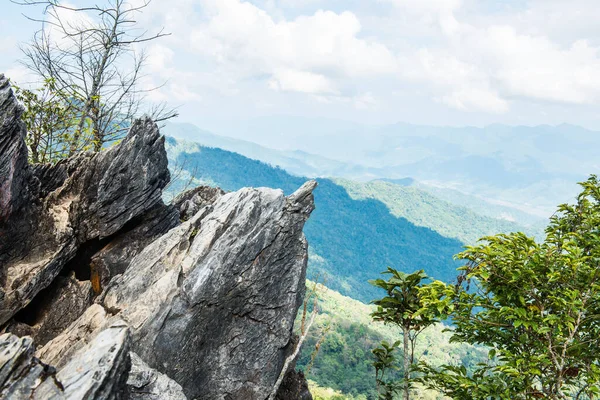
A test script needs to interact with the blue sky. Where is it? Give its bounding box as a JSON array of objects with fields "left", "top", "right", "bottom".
[{"left": 2, "top": 0, "right": 600, "bottom": 132}]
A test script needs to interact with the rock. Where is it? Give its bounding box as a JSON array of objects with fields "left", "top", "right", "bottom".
[
  {"left": 1, "top": 322, "right": 131, "bottom": 399},
  {"left": 99, "top": 180, "right": 317, "bottom": 399},
  {"left": 274, "top": 335, "right": 313, "bottom": 400},
  {"left": 32, "top": 179, "right": 316, "bottom": 399},
  {"left": 7, "top": 273, "right": 94, "bottom": 347},
  {"left": 35, "top": 322, "right": 132, "bottom": 399},
  {"left": 127, "top": 352, "right": 187, "bottom": 400},
  {"left": 172, "top": 185, "right": 225, "bottom": 221},
  {"left": 275, "top": 369, "right": 313, "bottom": 400},
  {"left": 37, "top": 304, "right": 109, "bottom": 369},
  {"left": 89, "top": 203, "right": 180, "bottom": 292},
  {"left": 57, "top": 117, "right": 170, "bottom": 241},
  {"left": 0, "top": 74, "right": 29, "bottom": 223},
  {"left": 0, "top": 78, "right": 173, "bottom": 326},
  {"left": 0, "top": 333, "right": 60, "bottom": 399},
  {"left": 0, "top": 76, "right": 316, "bottom": 400}
]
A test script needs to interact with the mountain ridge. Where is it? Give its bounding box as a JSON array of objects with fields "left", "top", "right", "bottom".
[{"left": 164, "top": 136, "right": 546, "bottom": 302}]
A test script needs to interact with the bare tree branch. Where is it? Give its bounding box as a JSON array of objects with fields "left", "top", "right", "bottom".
[{"left": 16, "top": 0, "right": 178, "bottom": 156}]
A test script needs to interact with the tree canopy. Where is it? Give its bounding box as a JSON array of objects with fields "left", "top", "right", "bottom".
[{"left": 373, "top": 175, "right": 600, "bottom": 399}]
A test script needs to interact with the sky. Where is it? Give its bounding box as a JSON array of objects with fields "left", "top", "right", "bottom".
[{"left": 2, "top": 0, "right": 600, "bottom": 131}]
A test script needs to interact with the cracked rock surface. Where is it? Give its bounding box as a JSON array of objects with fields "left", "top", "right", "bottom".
[
  {"left": 0, "top": 322, "right": 131, "bottom": 399},
  {"left": 0, "top": 73, "right": 173, "bottom": 327},
  {"left": 0, "top": 74, "right": 315, "bottom": 399}
]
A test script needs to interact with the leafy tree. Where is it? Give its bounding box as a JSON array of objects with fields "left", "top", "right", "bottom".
[
  {"left": 370, "top": 269, "right": 436, "bottom": 400},
  {"left": 416, "top": 175, "right": 600, "bottom": 399},
  {"left": 13, "top": 78, "right": 87, "bottom": 163},
  {"left": 15, "top": 0, "right": 177, "bottom": 154},
  {"left": 372, "top": 340, "right": 403, "bottom": 399}
]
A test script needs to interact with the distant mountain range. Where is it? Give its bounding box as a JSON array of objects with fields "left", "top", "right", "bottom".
[
  {"left": 163, "top": 136, "right": 544, "bottom": 302},
  {"left": 163, "top": 119, "right": 599, "bottom": 219},
  {"left": 165, "top": 118, "right": 600, "bottom": 217}
]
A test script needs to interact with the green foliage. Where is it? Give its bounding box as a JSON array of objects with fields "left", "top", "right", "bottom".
[
  {"left": 372, "top": 341, "right": 403, "bottom": 399},
  {"left": 371, "top": 269, "right": 435, "bottom": 331},
  {"left": 414, "top": 175, "right": 600, "bottom": 399},
  {"left": 308, "top": 380, "right": 368, "bottom": 400},
  {"left": 370, "top": 269, "right": 438, "bottom": 399},
  {"left": 13, "top": 78, "right": 92, "bottom": 163},
  {"left": 297, "top": 281, "right": 485, "bottom": 400}
]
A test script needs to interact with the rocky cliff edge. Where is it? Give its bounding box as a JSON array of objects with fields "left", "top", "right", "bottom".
[{"left": 0, "top": 73, "right": 315, "bottom": 400}]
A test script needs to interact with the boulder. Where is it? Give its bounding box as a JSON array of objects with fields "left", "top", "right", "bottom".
[
  {"left": 100, "top": 180, "right": 316, "bottom": 399},
  {"left": 127, "top": 352, "right": 187, "bottom": 400}
]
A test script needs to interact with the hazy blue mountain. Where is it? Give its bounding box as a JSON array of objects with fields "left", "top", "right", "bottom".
[
  {"left": 162, "top": 121, "right": 371, "bottom": 179},
  {"left": 194, "top": 117, "right": 600, "bottom": 216}
]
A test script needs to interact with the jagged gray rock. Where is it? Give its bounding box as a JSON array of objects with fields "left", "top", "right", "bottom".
[
  {"left": 89, "top": 203, "right": 179, "bottom": 292},
  {"left": 99, "top": 180, "right": 316, "bottom": 400},
  {"left": 0, "top": 333, "right": 59, "bottom": 399},
  {"left": 36, "top": 304, "right": 110, "bottom": 369},
  {"left": 0, "top": 76, "right": 173, "bottom": 326},
  {"left": 6, "top": 273, "right": 94, "bottom": 347},
  {"left": 0, "top": 322, "right": 131, "bottom": 399},
  {"left": 0, "top": 75, "right": 316, "bottom": 399},
  {"left": 33, "top": 181, "right": 317, "bottom": 399},
  {"left": 37, "top": 322, "right": 132, "bottom": 399},
  {"left": 0, "top": 74, "right": 29, "bottom": 222},
  {"left": 275, "top": 369, "right": 313, "bottom": 400},
  {"left": 127, "top": 352, "right": 187, "bottom": 400},
  {"left": 172, "top": 185, "right": 225, "bottom": 221}
]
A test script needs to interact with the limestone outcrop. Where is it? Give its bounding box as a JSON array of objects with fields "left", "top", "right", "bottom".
[{"left": 0, "top": 74, "right": 315, "bottom": 399}]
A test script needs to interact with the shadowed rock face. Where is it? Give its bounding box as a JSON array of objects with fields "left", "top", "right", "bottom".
[
  {"left": 0, "top": 72, "right": 174, "bottom": 326},
  {"left": 0, "top": 75, "right": 315, "bottom": 399},
  {"left": 0, "top": 75, "right": 29, "bottom": 221}
]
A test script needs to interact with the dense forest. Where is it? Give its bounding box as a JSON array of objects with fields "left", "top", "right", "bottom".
[
  {"left": 296, "top": 282, "right": 485, "bottom": 399},
  {"left": 336, "top": 179, "right": 543, "bottom": 244}
]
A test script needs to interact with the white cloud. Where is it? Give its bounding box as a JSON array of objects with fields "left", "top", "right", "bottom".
[
  {"left": 375, "top": 0, "right": 600, "bottom": 112},
  {"left": 146, "top": 44, "right": 175, "bottom": 73},
  {"left": 383, "top": 0, "right": 461, "bottom": 14},
  {"left": 4, "top": 66, "right": 31, "bottom": 85},
  {"left": 474, "top": 27, "right": 600, "bottom": 105},
  {"left": 269, "top": 69, "right": 338, "bottom": 94},
  {"left": 189, "top": 0, "right": 398, "bottom": 97},
  {"left": 43, "top": 0, "right": 600, "bottom": 120},
  {"left": 438, "top": 88, "right": 509, "bottom": 114},
  {"left": 353, "top": 92, "right": 377, "bottom": 109}
]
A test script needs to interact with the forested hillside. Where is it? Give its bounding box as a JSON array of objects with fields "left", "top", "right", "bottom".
[
  {"left": 297, "top": 282, "right": 485, "bottom": 399},
  {"left": 336, "top": 179, "right": 543, "bottom": 244},
  {"left": 165, "top": 138, "right": 463, "bottom": 302}
]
